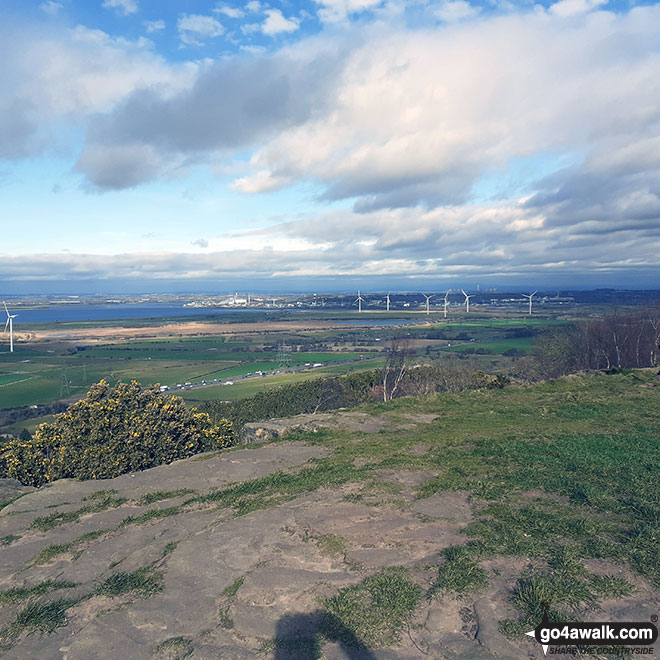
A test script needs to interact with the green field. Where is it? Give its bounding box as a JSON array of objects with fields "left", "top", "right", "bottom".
[
  {"left": 180, "top": 356, "right": 385, "bottom": 402},
  {"left": 0, "top": 311, "right": 567, "bottom": 421},
  {"left": 0, "top": 334, "right": 371, "bottom": 411},
  {"left": 440, "top": 336, "right": 534, "bottom": 354}
]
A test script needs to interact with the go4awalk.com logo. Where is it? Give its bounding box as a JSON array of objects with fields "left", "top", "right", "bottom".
[{"left": 526, "top": 614, "right": 658, "bottom": 656}]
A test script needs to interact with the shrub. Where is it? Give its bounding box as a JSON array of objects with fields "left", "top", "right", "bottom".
[
  {"left": 203, "top": 370, "right": 380, "bottom": 430},
  {"left": 0, "top": 380, "right": 233, "bottom": 487}
]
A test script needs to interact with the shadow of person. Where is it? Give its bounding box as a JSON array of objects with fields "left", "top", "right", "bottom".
[{"left": 273, "top": 610, "right": 378, "bottom": 660}]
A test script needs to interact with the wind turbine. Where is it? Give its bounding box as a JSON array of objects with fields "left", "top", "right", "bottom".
[
  {"left": 4, "top": 302, "right": 17, "bottom": 353},
  {"left": 354, "top": 290, "right": 365, "bottom": 313},
  {"left": 461, "top": 290, "right": 473, "bottom": 313},
  {"left": 421, "top": 293, "right": 433, "bottom": 316},
  {"left": 522, "top": 291, "right": 537, "bottom": 316},
  {"left": 443, "top": 291, "right": 450, "bottom": 319},
  {"left": 386, "top": 292, "right": 391, "bottom": 312}
]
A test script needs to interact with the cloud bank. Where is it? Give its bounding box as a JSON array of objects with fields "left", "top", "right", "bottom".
[{"left": 2, "top": 3, "right": 660, "bottom": 286}]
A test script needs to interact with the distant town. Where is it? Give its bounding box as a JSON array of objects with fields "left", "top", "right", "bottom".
[{"left": 5, "top": 288, "right": 660, "bottom": 311}]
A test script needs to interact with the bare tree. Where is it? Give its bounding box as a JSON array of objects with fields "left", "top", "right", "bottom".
[
  {"left": 534, "top": 309, "right": 660, "bottom": 377},
  {"left": 382, "top": 337, "right": 413, "bottom": 401},
  {"left": 648, "top": 310, "right": 660, "bottom": 367}
]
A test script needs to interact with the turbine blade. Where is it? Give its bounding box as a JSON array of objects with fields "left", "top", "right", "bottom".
[{"left": 4, "top": 318, "right": 8, "bottom": 332}]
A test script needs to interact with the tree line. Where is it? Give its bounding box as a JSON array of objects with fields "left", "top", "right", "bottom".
[{"left": 534, "top": 310, "right": 660, "bottom": 378}]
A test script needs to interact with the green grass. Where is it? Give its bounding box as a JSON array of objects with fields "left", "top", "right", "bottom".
[
  {"left": 0, "top": 535, "right": 20, "bottom": 546},
  {"left": 33, "top": 528, "right": 110, "bottom": 564},
  {"left": 179, "top": 360, "right": 384, "bottom": 402},
  {"left": 32, "top": 505, "right": 186, "bottom": 565},
  {"left": 156, "top": 636, "right": 193, "bottom": 659},
  {"left": 440, "top": 336, "right": 534, "bottom": 354},
  {"left": 314, "top": 533, "right": 347, "bottom": 557},
  {"left": 119, "top": 506, "right": 183, "bottom": 527},
  {"left": 0, "top": 579, "right": 78, "bottom": 605},
  {"left": 161, "top": 540, "right": 180, "bottom": 557},
  {"left": 30, "top": 492, "right": 126, "bottom": 531},
  {"left": 0, "top": 335, "right": 377, "bottom": 409},
  {"left": 222, "top": 576, "right": 244, "bottom": 599},
  {"left": 181, "top": 370, "right": 660, "bottom": 639},
  {"left": 265, "top": 637, "right": 322, "bottom": 658},
  {"left": 499, "top": 548, "right": 635, "bottom": 637},
  {"left": 320, "top": 567, "right": 422, "bottom": 648},
  {"left": 94, "top": 567, "right": 163, "bottom": 598},
  {"left": 428, "top": 546, "right": 488, "bottom": 598},
  {"left": 137, "top": 489, "right": 193, "bottom": 505},
  {"left": 13, "top": 369, "right": 659, "bottom": 648},
  {"left": 0, "top": 373, "right": 31, "bottom": 386},
  {"left": 1, "top": 597, "right": 80, "bottom": 642}
]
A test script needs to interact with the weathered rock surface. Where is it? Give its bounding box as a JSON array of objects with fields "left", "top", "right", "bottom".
[
  {"left": 240, "top": 411, "right": 440, "bottom": 443},
  {"left": 0, "top": 428, "right": 653, "bottom": 660},
  {"left": 0, "top": 478, "right": 35, "bottom": 505}
]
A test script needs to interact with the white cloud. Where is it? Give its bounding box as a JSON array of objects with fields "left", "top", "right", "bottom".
[
  {"left": 144, "top": 19, "right": 165, "bottom": 33},
  {"left": 177, "top": 14, "right": 225, "bottom": 46},
  {"left": 0, "top": 24, "right": 195, "bottom": 158},
  {"left": 246, "top": 1, "right": 262, "bottom": 13},
  {"left": 262, "top": 9, "right": 300, "bottom": 35},
  {"left": 232, "top": 6, "right": 660, "bottom": 215},
  {"left": 434, "top": 0, "right": 480, "bottom": 22},
  {"left": 231, "top": 170, "right": 293, "bottom": 193},
  {"left": 102, "top": 0, "right": 138, "bottom": 17},
  {"left": 549, "top": 0, "right": 608, "bottom": 17},
  {"left": 214, "top": 4, "right": 244, "bottom": 19},
  {"left": 314, "top": 0, "right": 384, "bottom": 23},
  {"left": 5, "top": 3, "right": 660, "bottom": 286},
  {"left": 241, "top": 23, "right": 261, "bottom": 35},
  {"left": 40, "top": 1, "right": 63, "bottom": 16}
]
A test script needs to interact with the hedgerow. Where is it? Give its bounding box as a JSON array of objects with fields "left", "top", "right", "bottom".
[
  {"left": 202, "top": 370, "right": 379, "bottom": 430},
  {"left": 0, "top": 380, "right": 233, "bottom": 487}
]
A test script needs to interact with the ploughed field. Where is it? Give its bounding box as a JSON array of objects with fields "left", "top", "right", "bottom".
[{"left": 0, "top": 371, "right": 658, "bottom": 659}]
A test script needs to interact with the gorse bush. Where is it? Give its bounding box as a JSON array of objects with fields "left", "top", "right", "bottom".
[{"left": 0, "top": 380, "right": 233, "bottom": 487}]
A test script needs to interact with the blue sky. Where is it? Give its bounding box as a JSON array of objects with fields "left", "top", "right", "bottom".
[{"left": 2, "top": 0, "right": 660, "bottom": 293}]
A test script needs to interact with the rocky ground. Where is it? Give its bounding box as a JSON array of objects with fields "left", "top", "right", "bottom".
[{"left": 0, "top": 407, "right": 656, "bottom": 659}]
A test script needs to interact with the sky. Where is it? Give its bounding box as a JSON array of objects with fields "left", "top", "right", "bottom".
[{"left": 1, "top": 0, "right": 660, "bottom": 293}]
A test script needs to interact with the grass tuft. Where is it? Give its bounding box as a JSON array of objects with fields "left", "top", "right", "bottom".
[
  {"left": 320, "top": 567, "right": 422, "bottom": 648},
  {"left": 95, "top": 567, "right": 163, "bottom": 599},
  {"left": 1, "top": 597, "right": 79, "bottom": 642},
  {"left": 0, "top": 580, "right": 77, "bottom": 605},
  {"left": 30, "top": 492, "right": 126, "bottom": 532},
  {"left": 119, "top": 506, "right": 182, "bottom": 527},
  {"left": 428, "top": 546, "right": 488, "bottom": 598},
  {"left": 499, "top": 548, "right": 635, "bottom": 637},
  {"left": 222, "top": 576, "right": 244, "bottom": 599},
  {"left": 315, "top": 533, "right": 347, "bottom": 557},
  {"left": 33, "top": 528, "right": 110, "bottom": 564},
  {"left": 161, "top": 540, "right": 179, "bottom": 557},
  {"left": 0, "top": 535, "right": 20, "bottom": 546},
  {"left": 156, "top": 635, "right": 193, "bottom": 659},
  {"left": 137, "top": 490, "right": 193, "bottom": 506}
]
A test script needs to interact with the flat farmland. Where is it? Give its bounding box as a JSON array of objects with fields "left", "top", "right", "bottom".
[
  {"left": 180, "top": 355, "right": 385, "bottom": 402},
  {"left": 439, "top": 336, "right": 535, "bottom": 354},
  {"left": 0, "top": 310, "right": 568, "bottom": 425},
  {"left": 0, "top": 333, "right": 370, "bottom": 410}
]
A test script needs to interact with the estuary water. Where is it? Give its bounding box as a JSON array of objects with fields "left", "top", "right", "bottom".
[{"left": 8, "top": 304, "right": 262, "bottom": 324}]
